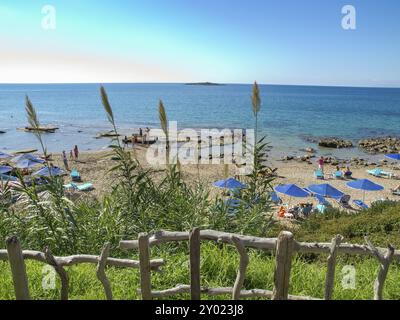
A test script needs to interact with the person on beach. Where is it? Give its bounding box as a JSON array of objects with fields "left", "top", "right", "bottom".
[
  {"left": 123, "top": 136, "right": 128, "bottom": 149},
  {"left": 145, "top": 127, "right": 150, "bottom": 144},
  {"left": 139, "top": 128, "right": 143, "bottom": 137},
  {"left": 317, "top": 156, "right": 325, "bottom": 173},
  {"left": 343, "top": 166, "right": 352, "bottom": 178},
  {"left": 70, "top": 150, "right": 74, "bottom": 160},
  {"left": 74, "top": 145, "right": 79, "bottom": 159},
  {"left": 62, "top": 151, "right": 69, "bottom": 171}
]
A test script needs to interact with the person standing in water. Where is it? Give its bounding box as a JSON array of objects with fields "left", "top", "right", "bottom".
[{"left": 62, "top": 151, "right": 69, "bottom": 171}]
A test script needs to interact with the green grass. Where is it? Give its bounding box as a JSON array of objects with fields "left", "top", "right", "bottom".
[{"left": 1, "top": 242, "right": 400, "bottom": 300}]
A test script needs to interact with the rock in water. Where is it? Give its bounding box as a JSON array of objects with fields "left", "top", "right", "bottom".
[
  {"left": 318, "top": 138, "right": 353, "bottom": 149},
  {"left": 359, "top": 137, "right": 400, "bottom": 154}
]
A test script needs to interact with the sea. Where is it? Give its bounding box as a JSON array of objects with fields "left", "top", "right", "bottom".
[{"left": 1, "top": 83, "right": 400, "bottom": 161}]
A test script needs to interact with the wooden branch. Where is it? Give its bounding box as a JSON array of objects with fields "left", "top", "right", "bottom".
[
  {"left": 0, "top": 250, "right": 164, "bottom": 270},
  {"left": 324, "top": 235, "right": 343, "bottom": 300},
  {"left": 189, "top": 228, "right": 201, "bottom": 300},
  {"left": 6, "top": 236, "right": 30, "bottom": 300},
  {"left": 141, "top": 284, "right": 320, "bottom": 300},
  {"left": 272, "top": 231, "right": 294, "bottom": 300},
  {"left": 120, "top": 230, "right": 277, "bottom": 251},
  {"left": 365, "top": 237, "right": 395, "bottom": 300},
  {"left": 96, "top": 243, "right": 113, "bottom": 300},
  {"left": 138, "top": 233, "right": 152, "bottom": 300},
  {"left": 120, "top": 230, "right": 400, "bottom": 262},
  {"left": 231, "top": 236, "right": 249, "bottom": 300},
  {"left": 44, "top": 247, "right": 69, "bottom": 300}
]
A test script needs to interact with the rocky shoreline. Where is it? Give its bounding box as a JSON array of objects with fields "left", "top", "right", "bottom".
[{"left": 359, "top": 137, "right": 400, "bottom": 154}]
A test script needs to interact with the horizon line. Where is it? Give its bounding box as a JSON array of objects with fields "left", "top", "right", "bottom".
[{"left": 0, "top": 81, "right": 399, "bottom": 89}]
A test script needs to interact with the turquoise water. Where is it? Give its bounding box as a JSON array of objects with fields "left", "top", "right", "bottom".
[{"left": 0, "top": 83, "right": 399, "bottom": 160}]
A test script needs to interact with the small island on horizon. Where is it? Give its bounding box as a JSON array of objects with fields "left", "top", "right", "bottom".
[{"left": 185, "top": 82, "right": 224, "bottom": 86}]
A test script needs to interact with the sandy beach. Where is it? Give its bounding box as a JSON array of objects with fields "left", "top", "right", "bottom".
[{"left": 38, "top": 145, "right": 400, "bottom": 211}]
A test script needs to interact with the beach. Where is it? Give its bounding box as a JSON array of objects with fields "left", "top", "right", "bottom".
[{"left": 41, "top": 146, "right": 400, "bottom": 209}]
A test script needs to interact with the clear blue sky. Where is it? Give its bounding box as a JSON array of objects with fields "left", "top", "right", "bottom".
[{"left": 1, "top": 0, "right": 399, "bottom": 86}]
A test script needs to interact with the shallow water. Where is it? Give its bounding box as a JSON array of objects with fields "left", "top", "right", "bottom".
[{"left": 0, "top": 83, "right": 399, "bottom": 160}]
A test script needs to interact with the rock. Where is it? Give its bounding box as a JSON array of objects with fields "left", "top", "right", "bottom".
[
  {"left": 359, "top": 136, "right": 400, "bottom": 154},
  {"left": 318, "top": 138, "right": 353, "bottom": 149}
]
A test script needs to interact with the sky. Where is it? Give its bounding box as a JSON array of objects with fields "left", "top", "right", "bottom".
[{"left": 0, "top": 0, "right": 399, "bottom": 87}]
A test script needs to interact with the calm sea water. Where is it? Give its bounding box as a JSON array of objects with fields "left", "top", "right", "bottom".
[{"left": 1, "top": 83, "right": 400, "bottom": 160}]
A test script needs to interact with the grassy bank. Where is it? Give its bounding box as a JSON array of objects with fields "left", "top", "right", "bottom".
[{"left": 1, "top": 241, "right": 400, "bottom": 300}]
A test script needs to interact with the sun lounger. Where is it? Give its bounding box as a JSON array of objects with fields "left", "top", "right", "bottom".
[
  {"left": 315, "top": 194, "right": 332, "bottom": 213},
  {"left": 392, "top": 190, "right": 400, "bottom": 196},
  {"left": 367, "top": 168, "right": 395, "bottom": 179},
  {"left": 353, "top": 200, "right": 369, "bottom": 210},
  {"left": 314, "top": 170, "right": 324, "bottom": 180},
  {"left": 70, "top": 169, "right": 81, "bottom": 182},
  {"left": 64, "top": 182, "right": 94, "bottom": 192},
  {"left": 0, "top": 174, "right": 18, "bottom": 182}
]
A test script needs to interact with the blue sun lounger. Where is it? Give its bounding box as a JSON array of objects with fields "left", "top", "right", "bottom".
[
  {"left": 64, "top": 182, "right": 94, "bottom": 192},
  {"left": 353, "top": 200, "right": 369, "bottom": 210},
  {"left": 367, "top": 168, "right": 395, "bottom": 179},
  {"left": 315, "top": 194, "right": 332, "bottom": 213},
  {"left": 70, "top": 169, "right": 81, "bottom": 182},
  {"left": 314, "top": 170, "right": 324, "bottom": 180},
  {"left": 0, "top": 173, "right": 18, "bottom": 182}
]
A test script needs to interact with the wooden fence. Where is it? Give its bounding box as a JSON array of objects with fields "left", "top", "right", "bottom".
[{"left": 1, "top": 229, "right": 399, "bottom": 300}]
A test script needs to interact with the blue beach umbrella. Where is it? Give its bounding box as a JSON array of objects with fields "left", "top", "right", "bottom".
[
  {"left": 213, "top": 178, "right": 247, "bottom": 190},
  {"left": 346, "top": 179, "right": 384, "bottom": 201},
  {"left": 14, "top": 159, "right": 44, "bottom": 169},
  {"left": 0, "top": 151, "right": 11, "bottom": 159},
  {"left": 275, "top": 184, "right": 309, "bottom": 198},
  {"left": 0, "top": 166, "right": 13, "bottom": 174},
  {"left": 12, "top": 153, "right": 45, "bottom": 164},
  {"left": 385, "top": 154, "right": 400, "bottom": 161},
  {"left": 275, "top": 184, "right": 309, "bottom": 205},
  {"left": 307, "top": 184, "right": 344, "bottom": 199},
  {"left": 33, "top": 166, "right": 64, "bottom": 177}
]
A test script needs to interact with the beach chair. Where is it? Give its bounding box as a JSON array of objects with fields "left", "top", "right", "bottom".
[
  {"left": 332, "top": 171, "right": 343, "bottom": 179},
  {"left": 392, "top": 190, "right": 400, "bottom": 196},
  {"left": 0, "top": 174, "right": 18, "bottom": 182},
  {"left": 334, "top": 194, "right": 351, "bottom": 208},
  {"left": 314, "top": 194, "right": 332, "bottom": 213},
  {"left": 224, "top": 198, "right": 242, "bottom": 216},
  {"left": 367, "top": 168, "right": 395, "bottom": 179},
  {"left": 270, "top": 191, "right": 282, "bottom": 205},
  {"left": 314, "top": 170, "right": 324, "bottom": 180},
  {"left": 353, "top": 200, "right": 369, "bottom": 210},
  {"left": 70, "top": 169, "right": 81, "bottom": 182}
]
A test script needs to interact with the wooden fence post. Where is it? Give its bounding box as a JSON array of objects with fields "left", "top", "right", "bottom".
[
  {"left": 189, "top": 228, "right": 201, "bottom": 300},
  {"left": 231, "top": 236, "right": 249, "bottom": 300},
  {"left": 6, "top": 236, "right": 31, "bottom": 300},
  {"left": 324, "top": 235, "right": 343, "bottom": 300},
  {"left": 365, "top": 237, "right": 395, "bottom": 300},
  {"left": 138, "top": 233, "right": 152, "bottom": 300},
  {"left": 96, "top": 242, "right": 113, "bottom": 300},
  {"left": 44, "top": 246, "right": 69, "bottom": 300},
  {"left": 272, "top": 231, "right": 294, "bottom": 300}
]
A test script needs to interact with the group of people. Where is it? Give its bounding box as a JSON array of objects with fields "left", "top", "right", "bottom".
[
  {"left": 317, "top": 156, "right": 352, "bottom": 178},
  {"left": 123, "top": 127, "right": 151, "bottom": 149},
  {"left": 62, "top": 145, "right": 79, "bottom": 171}
]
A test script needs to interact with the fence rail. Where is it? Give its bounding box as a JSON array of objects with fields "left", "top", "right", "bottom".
[{"left": 0, "top": 229, "right": 398, "bottom": 300}]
